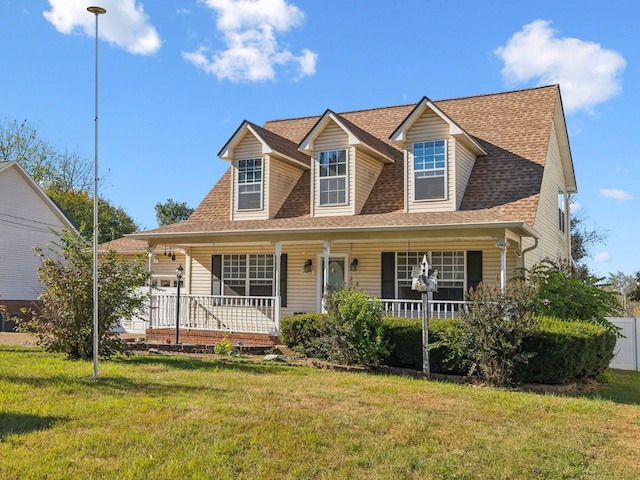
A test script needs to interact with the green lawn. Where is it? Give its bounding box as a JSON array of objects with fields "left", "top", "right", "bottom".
[{"left": 1, "top": 346, "right": 639, "bottom": 479}]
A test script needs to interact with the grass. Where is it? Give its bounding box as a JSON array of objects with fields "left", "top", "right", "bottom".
[{"left": 1, "top": 346, "right": 640, "bottom": 479}]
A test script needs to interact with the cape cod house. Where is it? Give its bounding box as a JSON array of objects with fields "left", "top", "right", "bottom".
[
  {"left": 127, "top": 85, "right": 576, "bottom": 345},
  {"left": 0, "top": 161, "right": 78, "bottom": 331}
]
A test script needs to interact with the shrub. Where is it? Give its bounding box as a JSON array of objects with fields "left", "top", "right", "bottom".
[
  {"left": 280, "top": 312, "right": 327, "bottom": 353},
  {"left": 450, "top": 282, "right": 539, "bottom": 386},
  {"left": 280, "top": 288, "right": 388, "bottom": 365},
  {"left": 17, "top": 229, "right": 149, "bottom": 360},
  {"left": 382, "top": 316, "right": 468, "bottom": 375},
  {"left": 520, "top": 261, "right": 621, "bottom": 335},
  {"left": 515, "top": 317, "right": 616, "bottom": 384},
  {"left": 214, "top": 337, "right": 234, "bottom": 355}
]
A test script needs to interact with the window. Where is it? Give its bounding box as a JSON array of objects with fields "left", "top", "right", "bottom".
[
  {"left": 223, "top": 254, "right": 274, "bottom": 296},
  {"left": 558, "top": 190, "right": 566, "bottom": 233},
  {"left": 318, "top": 149, "right": 347, "bottom": 205},
  {"left": 237, "top": 158, "right": 262, "bottom": 210},
  {"left": 413, "top": 140, "right": 446, "bottom": 200},
  {"left": 396, "top": 251, "right": 464, "bottom": 301}
]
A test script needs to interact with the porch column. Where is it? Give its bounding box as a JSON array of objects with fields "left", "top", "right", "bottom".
[
  {"left": 274, "top": 241, "right": 281, "bottom": 334},
  {"left": 494, "top": 237, "right": 509, "bottom": 292},
  {"left": 322, "top": 240, "right": 331, "bottom": 313},
  {"left": 146, "top": 245, "right": 155, "bottom": 328}
]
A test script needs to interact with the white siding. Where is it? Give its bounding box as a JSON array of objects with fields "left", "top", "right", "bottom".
[
  {"left": 454, "top": 140, "right": 476, "bottom": 209},
  {"left": 354, "top": 150, "right": 384, "bottom": 214},
  {"left": 527, "top": 119, "right": 571, "bottom": 268},
  {"left": 186, "top": 239, "right": 514, "bottom": 315},
  {"left": 313, "top": 121, "right": 353, "bottom": 217},
  {"left": 231, "top": 134, "right": 267, "bottom": 221},
  {"left": 0, "top": 165, "right": 71, "bottom": 300},
  {"left": 405, "top": 110, "right": 456, "bottom": 213},
  {"left": 268, "top": 156, "right": 303, "bottom": 218}
]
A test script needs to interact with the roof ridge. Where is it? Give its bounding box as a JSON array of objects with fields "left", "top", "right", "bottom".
[{"left": 263, "top": 85, "right": 558, "bottom": 126}]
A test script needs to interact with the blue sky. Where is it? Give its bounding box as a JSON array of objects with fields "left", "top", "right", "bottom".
[{"left": 1, "top": 0, "right": 638, "bottom": 277}]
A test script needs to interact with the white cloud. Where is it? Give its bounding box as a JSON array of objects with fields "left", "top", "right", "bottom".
[
  {"left": 494, "top": 20, "right": 626, "bottom": 114},
  {"left": 44, "top": 0, "right": 161, "bottom": 55},
  {"left": 600, "top": 188, "right": 633, "bottom": 201},
  {"left": 594, "top": 252, "right": 611, "bottom": 263},
  {"left": 183, "top": 0, "right": 317, "bottom": 82}
]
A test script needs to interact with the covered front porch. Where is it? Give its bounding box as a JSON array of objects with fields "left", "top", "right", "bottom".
[{"left": 130, "top": 224, "right": 536, "bottom": 345}]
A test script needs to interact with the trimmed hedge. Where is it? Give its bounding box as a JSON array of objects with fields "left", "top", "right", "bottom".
[
  {"left": 515, "top": 316, "right": 617, "bottom": 384},
  {"left": 281, "top": 313, "right": 617, "bottom": 384}
]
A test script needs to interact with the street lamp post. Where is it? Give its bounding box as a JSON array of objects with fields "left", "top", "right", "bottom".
[
  {"left": 175, "top": 264, "right": 184, "bottom": 344},
  {"left": 88, "top": 6, "right": 106, "bottom": 379}
]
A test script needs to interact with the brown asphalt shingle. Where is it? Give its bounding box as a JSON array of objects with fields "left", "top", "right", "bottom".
[{"left": 137, "top": 86, "right": 563, "bottom": 237}]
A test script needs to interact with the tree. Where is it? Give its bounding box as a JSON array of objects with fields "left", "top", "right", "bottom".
[
  {"left": 631, "top": 272, "right": 640, "bottom": 303},
  {"left": 155, "top": 198, "right": 194, "bottom": 226},
  {"left": 17, "top": 229, "right": 149, "bottom": 360},
  {"left": 521, "top": 261, "right": 621, "bottom": 334},
  {"left": 1, "top": 117, "right": 138, "bottom": 241},
  {"left": 570, "top": 197, "right": 608, "bottom": 279},
  {"left": 607, "top": 271, "right": 638, "bottom": 316}
]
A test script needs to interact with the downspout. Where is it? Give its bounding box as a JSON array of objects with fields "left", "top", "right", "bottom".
[
  {"left": 146, "top": 245, "right": 155, "bottom": 330},
  {"left": 521, "top": 238, "right": 539, "bottom": 271}
]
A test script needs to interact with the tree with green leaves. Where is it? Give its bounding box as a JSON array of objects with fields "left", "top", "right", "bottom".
[
  {"left": 1, "top": 117, "right": 138, "bottom": 241},
  {"left": 17, "top": 229, "right": 149, "bottom": 360},
  {"left": 569, "top": 197, "right": 608, "bottom": 279},
  {"left": 155, "top": 198, "right": 194, "bottom": 226}
]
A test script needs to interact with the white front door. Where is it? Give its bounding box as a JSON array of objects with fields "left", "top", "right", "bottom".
[{"left": 317, "top": 255, "right": 347, "bottom": 311}]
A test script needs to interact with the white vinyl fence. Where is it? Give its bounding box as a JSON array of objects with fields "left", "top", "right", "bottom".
[{"left": 608, "top": 317, "right": 640, "bottom": 371}]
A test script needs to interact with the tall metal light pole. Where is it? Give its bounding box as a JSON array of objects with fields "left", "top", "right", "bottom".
[{"left": 88, "top": 6, "right": 106, "bottom": 379}]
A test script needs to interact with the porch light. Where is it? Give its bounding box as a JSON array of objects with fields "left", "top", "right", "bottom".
[
  {"left": 303, "top": 259, "right": 313, "bottom": 274},
  {"left": 350, "top": 258, "right": 359, "bottom": 271},
  {"left": 175, "top": 264, "right": 184, "bottom": 344}
]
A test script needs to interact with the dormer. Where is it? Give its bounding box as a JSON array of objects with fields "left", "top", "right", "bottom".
[
  {"left": 299, "top": 110, "right": 397, "bottom": 217},
  {"left": 219, "top": 121, "right": 310, "bottom": 221},
  {"left": 391, "top": 97, "right": 486, "bottom": 213}
]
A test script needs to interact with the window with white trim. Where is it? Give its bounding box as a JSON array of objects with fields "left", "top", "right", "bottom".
[
  {"left": 558, "top": 190, "right": 566, "bottom": 233},
  {"left": 318, "top": 149, "right": 347, "bottom": 206},
  {"left": 396, "top": 251, "right": 464, "bottom": 300},
  {"left": 223, "top": 254, "right": 273, "bottom": 296},
  {"left": 237, "top": 158, "right": 262, "bottom": 210},
  {"left": 413, "top": 140, "right": 446, "bottom": 201}
]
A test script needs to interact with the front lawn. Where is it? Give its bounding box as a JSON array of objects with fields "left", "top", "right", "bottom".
[{"left": 1, "top": 346, "right": 639, "bottom": 479}]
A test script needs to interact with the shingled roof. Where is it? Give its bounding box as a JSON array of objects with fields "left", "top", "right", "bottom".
[{"left": 134, "top": 85, "right": 567, "bottom": 239}]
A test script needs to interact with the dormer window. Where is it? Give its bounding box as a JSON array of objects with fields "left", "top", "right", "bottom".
[
  {"left": 238, "top": 158, "right": 262, "bottom": 210},
  {"left": 318, "top": 149, "right": 347, "bottom": 206},
  {"left": 413, "top": 140, "right": 446, "bottom": 201}
]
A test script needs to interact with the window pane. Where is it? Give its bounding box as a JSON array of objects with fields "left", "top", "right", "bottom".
[
  {"left": 413, "top": 141, "right": 446, "bottom": 201},
  {"left": 415, "top": 175, "right": 445, "bottom": 200}
]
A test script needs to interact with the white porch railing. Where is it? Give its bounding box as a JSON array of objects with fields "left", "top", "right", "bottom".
[
  {"left": 381, "top": 299, "right": 466, "bottom": 319},
  {"left": 149, "top": 294, "right": 279, "bottom": 335}
]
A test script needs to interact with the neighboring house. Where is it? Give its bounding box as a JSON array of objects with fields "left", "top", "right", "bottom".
[
  {"left": 0, "top": 161, "right": 77, "bottom": 331},
  {"left": 128, "top": 85, "right": 576, "bottom": 345}
]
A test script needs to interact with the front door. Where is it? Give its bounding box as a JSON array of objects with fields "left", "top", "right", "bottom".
[{"left": 317, "top": 256, "right": 347, "bottom": 311}]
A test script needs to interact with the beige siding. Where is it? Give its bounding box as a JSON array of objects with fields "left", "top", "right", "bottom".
[
  {"left": 354, "top": 150, "right": 384, "bottom": 213},
  {"left": 528, "top": 119, "right": 571, "bottom": 268},
  {"left": 268, "top": 156, "right": 303, "bottom": 218},
  {"left": 405, "top": 110, "right": 456, "bottom": 213},
  {"left": 231, "top": 134, "right": 267, "bottom": 221},
  {"left": 313, "top": 121, "right": 353, "bottom": 217},
  {"left": 454, "top": 140, "right": 476, "bottom": 209},
  {"left": 0, "top": 166, "right": 70, "bottom": 300},
  {"left": 186, "top": 240, "right": 516, "bottom": 315}
]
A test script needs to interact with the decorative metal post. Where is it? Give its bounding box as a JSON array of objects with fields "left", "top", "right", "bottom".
[
  {"left": 175, "top": 264, "right": 184, "bottom": 344},
  {"left": 87, "top": 5, "right": 106, "bottom": 379},
  {"left": 412, "top": 255, "right": 438, "bottom": 379}
]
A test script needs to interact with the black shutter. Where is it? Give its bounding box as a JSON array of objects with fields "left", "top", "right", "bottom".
[
  {"left": 467, "top": 251, "right": 483, "bottom": 291},
  {"left": 279, "top": 254, "right": 287, "bottom": 307},
  {"left": 211, "top": 254, "right": 222, "bottom": 295},
  {"left": 381, "top": 252, "right": 395, "bottom": 299}
]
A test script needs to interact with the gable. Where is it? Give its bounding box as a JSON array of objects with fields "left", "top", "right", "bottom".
[{"left": 136, "top": 86, "right": 570, "bottom": 241}]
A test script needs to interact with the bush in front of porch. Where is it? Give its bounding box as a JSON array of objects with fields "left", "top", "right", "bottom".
[{"left": 282, "top": 313, "right": 616, "bottom": 385}]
